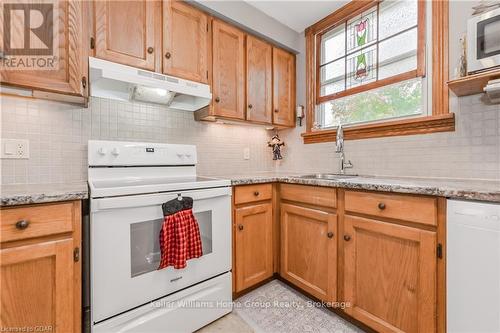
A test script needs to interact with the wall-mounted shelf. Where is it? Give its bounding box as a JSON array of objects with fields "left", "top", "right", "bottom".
[{"left": 448, "top": 69, "right": 500, "bottom": 97}]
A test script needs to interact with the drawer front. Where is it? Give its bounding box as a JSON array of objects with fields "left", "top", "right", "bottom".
[
  {"left": 234, "top": 184, "right": 273, "bottom": 205},
  {"left": 1, "top": 202, "right": 75, "bottom": 243},
  {"left": 280, "top": 184, "right": 336, "bottom": 208},
  {"left": 344, "top": 191, "right": 437, "bottom": 226}
]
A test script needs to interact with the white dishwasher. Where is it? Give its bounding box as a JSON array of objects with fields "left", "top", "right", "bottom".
[{"left": 447, "top": 199, "right": 500, "bottom": 333}]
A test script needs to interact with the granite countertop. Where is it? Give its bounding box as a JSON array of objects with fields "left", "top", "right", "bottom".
[
  {"left": 0, "top": 182, "right": 89, "bottom": 207},
  {"left": 223, "top": 172, "right": 500, "bottom": 203},
  {"left": 1, "top": 173, "right": 499, "bottom": 206}
]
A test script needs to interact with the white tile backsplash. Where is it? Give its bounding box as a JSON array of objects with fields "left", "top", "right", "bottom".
[
  {"left": 1, "top": 92, "right": 499, "bottom": 184},
  {"left": 1, "top": 96, "right": 274, "bottom": 184},
  {"left": 277, "top": 94, "right": 500, "bottom": 180}
]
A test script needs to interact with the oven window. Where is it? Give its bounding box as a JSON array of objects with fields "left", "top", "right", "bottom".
[
  {"left": 130, "top": 211, "right": 213, "bottom": 277},
  {"left": 477, "top": 16, "right": 500, "bottom": 59}
]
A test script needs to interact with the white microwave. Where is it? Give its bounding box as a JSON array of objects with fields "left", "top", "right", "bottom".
[{"left": 467, "top": 7, "right": 500, "bottom": 74}]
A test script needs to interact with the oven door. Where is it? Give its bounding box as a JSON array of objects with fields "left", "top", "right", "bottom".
[{"left": 90, "top": 186, "right": 231, "bottom": 323}]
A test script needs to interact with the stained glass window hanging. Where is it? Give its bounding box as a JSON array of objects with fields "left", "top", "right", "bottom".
[{"left": 318, "top": 0, "right": 420, "bottom": 99}]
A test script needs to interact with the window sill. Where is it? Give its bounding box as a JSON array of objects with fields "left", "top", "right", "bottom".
[{"left": 301, "top": 113, "right": 455, "bottom": 144}]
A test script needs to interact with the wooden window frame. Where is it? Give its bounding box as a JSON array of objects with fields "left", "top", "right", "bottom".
[{"left": 303, "top": 0, "right": 454, "bottom": 144}]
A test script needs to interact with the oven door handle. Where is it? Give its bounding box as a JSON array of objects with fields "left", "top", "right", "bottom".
[{"left": 92, "top": 187, "right": 231, "bottom": 211}]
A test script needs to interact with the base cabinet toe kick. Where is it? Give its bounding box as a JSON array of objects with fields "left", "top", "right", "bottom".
[{"left": 233, "top": 183, "right": 448, "bottom": 333}]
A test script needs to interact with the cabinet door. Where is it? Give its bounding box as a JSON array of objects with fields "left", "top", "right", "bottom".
[
  {"left": 212, "top": 20, "right": 245, "bottom": 120},
  {"left": 272, "top": 48, "right": 295, "bottom": 127},
  {"left": 343, "top": 215, "right": 436, "bottom": 333},
  {"left": 246, "top": 36, "right": 272, "bottom": 124},
  {"left": 0, "top": 0, "right": 87, "bottom": 96},
  {"left": 234, "top": 202, "right": 273, "bottom": 292},
  {"left": 95, "top": 0, "right": 161, "bottom": 71},
  {"left": 280, "top": 203, "right": 337, "bottom": 302},
  {"left": 163, "top": 0, "right": 208, "bottom": 83},
  {"left": 0, "top": 239, "right": 74, "bottom": 332}
]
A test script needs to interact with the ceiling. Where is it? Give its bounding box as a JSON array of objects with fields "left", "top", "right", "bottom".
[{"left": 244, "top": 0, "right": 349, "bottom": 33}]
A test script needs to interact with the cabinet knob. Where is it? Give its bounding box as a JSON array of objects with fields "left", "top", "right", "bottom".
[
  {"left": 215, "top": 97, "right": 220, "bottom": 103},
  {"left": 81, "top": 76, "right": 87, "bottom": 89},
  {"left": 238, "top": 224, "right": 244, "bottom": 231},
  {"left": 274, "top": 109, "right": 279, "bottom": 113},
  {"left": 378, "top": 202, "right": 386, "bottom": 210},
  {"left": 253, "top": 191, "right": 260, "bottom": 196},
  {"left": 343, "top": 235, "right": 351, "bottom": 241},
  {"left": 327, "top": 231, "right": 334, "bottom": 238},
  {"left": 165, "top": 52, "right": 171, "bottom": 59},
  {"left": 248, "top": 104, "right": 253, "bottom": 109},
  {"left": 15, "top": 219, "right": 30, "bottom": 230},
  {"left": 147, "top": 47, "right": 154, "bottom": 54}
]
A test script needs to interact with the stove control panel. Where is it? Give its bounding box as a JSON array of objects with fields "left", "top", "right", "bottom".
[{"left": 88, "top": 140, "right": 197, "bottom": 166}]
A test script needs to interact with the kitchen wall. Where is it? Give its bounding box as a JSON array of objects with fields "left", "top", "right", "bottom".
[
  {"left": 1, "top": 0, "right": 300, "bottom": 186},
  {"left": 1, "top": 1, "right": 499, "bottom": 185},
  {"left": 276, "top": 1, "right": 500, "bottom": 181},
  {"left": 0, "top": 96, "right": 274, "bottom": 184}
]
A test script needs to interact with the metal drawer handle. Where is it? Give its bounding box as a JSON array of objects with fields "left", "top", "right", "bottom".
[
  {"left": 238, "top": 224, "right": 244, "bottom": 231},
  {"left": 15, "top": 219, "right": 30, "bottom": 230},
  {"left": 327, "top": 231, "right": 334, "bottom": 238},
  {"left": 378, "top": 202, "right": 386, "bottom": 210},
  {"left": 253, "top": 191, "right": 260, "bottom": 196},
  {"left": 344, "top": 235, "right": 351, "bottom": 241}
]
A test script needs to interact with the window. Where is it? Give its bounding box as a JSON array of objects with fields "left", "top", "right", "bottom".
[
  {"left": 318, "top": 0, "right": 423, "bottom": 100},
  {"left": 316, "top": 77, "right": 422, "bottom": 129},
  {"left": 303, "top": 0, "right": 454, "bottom": 143}
]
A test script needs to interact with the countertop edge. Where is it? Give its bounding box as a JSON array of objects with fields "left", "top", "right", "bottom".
[
  {"left": 230, "top": 176, "right": 500, "bottom": 203},
  {"left": 0, "top": 191, "right": 89, "bottom": 207}
]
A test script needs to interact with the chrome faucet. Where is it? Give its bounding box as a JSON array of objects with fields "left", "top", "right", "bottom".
[{"left": 335, "top": 124, "right": 353, "bottom": 174}]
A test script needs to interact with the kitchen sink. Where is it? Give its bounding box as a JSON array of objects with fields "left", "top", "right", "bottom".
[{"left": 299, "top": 173, "right": 359, "bottom": 180}]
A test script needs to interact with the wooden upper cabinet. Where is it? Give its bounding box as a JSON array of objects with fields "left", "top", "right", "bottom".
[
  {"left": 163, "top": 0, "right": 208, "bottom": 83},
  {"left": 0, "top": 239, "right": 75, "bottom": 332},
  {"left": 246, "top": 36, "right": 272, "bottom": 123},
  {"left": 0, "top": 0, "right": 87, "bottom": 97},
  {"left": 94, "top": 0, "right": 161, "bottom": 71},
  {"left": 343, "top": 215, "right": 437, "bottom": 333},
  {"left": 211, "top": 20, "right": 245, "bottom": 120},
  {"left": 273, "top": 47, "right": 295, "bottom": 127},
  {"left": 234, "top": 202, "right": 274, "bottom": 292},
  {"left": 280, "top": 203, "right": 337, "bottom": 302}
]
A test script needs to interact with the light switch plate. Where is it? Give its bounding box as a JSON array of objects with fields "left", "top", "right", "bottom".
[
  {"left": 243, "top": 147, "right": 250, "bottom": 160},
  {"left": 1, "top": 139, "right": 29, "bottom": 159}
]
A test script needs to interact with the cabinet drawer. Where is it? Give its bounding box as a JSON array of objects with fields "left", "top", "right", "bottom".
[
  {"left": 1, "top": 202, "right": 75, "bottom": 243},
  {"left": 234, "top": 184, "right": 272, "bottom": 205},
  {"left": 280, "top": 184, "right": 336, "bottom": 208},
  {"left": 344, "top": 191, "right": 437, "bottom": 226}
]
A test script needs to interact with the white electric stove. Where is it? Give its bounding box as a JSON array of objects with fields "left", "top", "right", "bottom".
[{"left": 87, "top": 140, "right": 232, "bottom": 333}]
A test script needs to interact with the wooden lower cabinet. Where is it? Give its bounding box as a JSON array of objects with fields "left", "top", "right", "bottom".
[
  {"left": 280, "top": 203, "right": 337, "bottom": 302},
  {"left": 1, "top": 239, "right": 74, "bottom": 332},
  {"left": 0, "top": 201, "right": 81, "bottom": 333},
  {"left": 343, "top": 214, "right": 437, "bottom": 333},
  {"left": 234, "top": 202, "right": 273, "bottom": 292}
]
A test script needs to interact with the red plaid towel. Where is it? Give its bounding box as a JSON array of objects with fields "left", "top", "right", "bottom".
[{"left": 158, "top": 198, "right": 203, "bottom": 270}]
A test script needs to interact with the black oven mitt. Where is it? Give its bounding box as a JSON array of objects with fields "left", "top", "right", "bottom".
[{"left": 162, "top": 196, "right": 193, "bottom": 216}]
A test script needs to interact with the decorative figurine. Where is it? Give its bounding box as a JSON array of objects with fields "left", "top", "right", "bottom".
[{"left": 268, "top": 134, "right": 285, "bottom": 160}]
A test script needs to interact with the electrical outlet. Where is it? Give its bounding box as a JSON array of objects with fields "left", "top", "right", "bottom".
[
  {"left": 243, "top": 147, "right": 250, "bottom": 160},
  {"left": 1, "top": 139, "right": 29, "bottom": 159}
]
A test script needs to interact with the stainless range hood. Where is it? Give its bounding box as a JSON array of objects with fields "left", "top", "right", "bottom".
[{"left": 89, "top": 57, "right": 211, "bottom": 111}]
